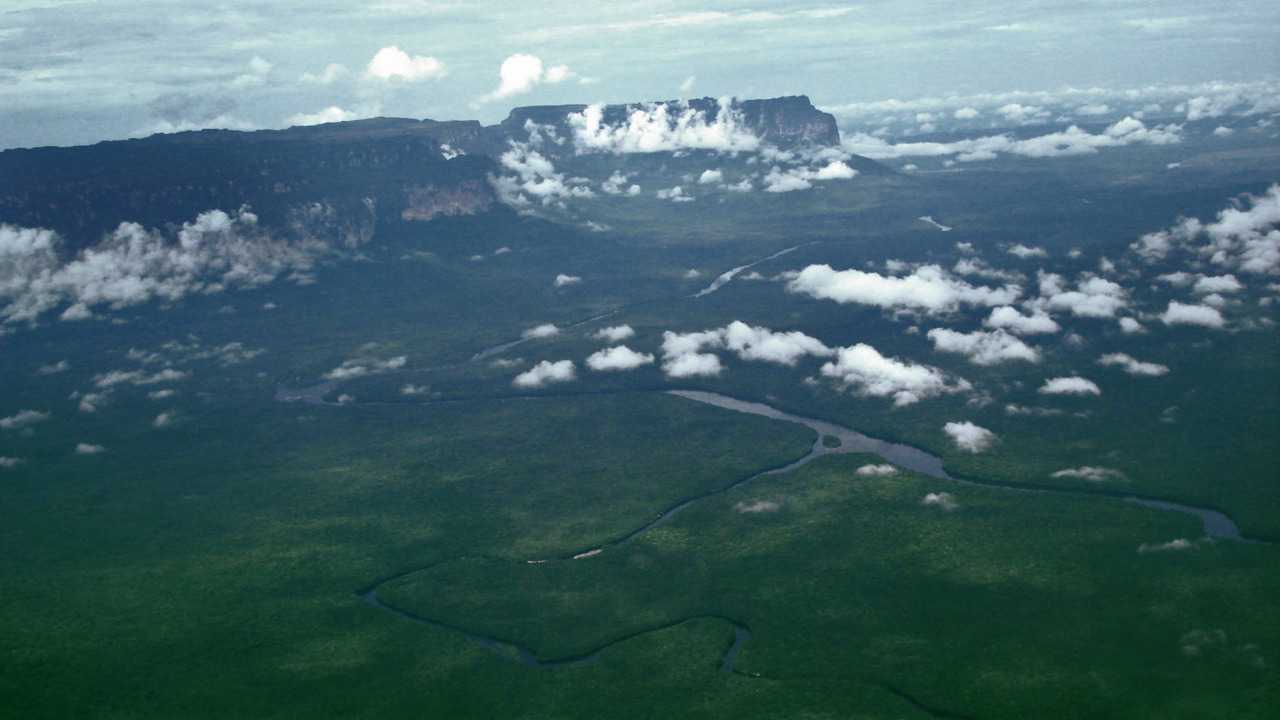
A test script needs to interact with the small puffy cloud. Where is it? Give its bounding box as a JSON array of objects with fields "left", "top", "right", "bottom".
[
  {"left": 656, "top": 186, "right": 692, "bottom": 202},
  {"left": 586, "top": 345, "right": 654, "bottom": 372},
  {"left": 1098, "top": 353, "right": 1169, "bottom": 376},
  {"left": 522, "top": 323, "right": 560, "bottom": 339},
  {"left": 944, "top": 421, "right": 996, "bottom": 452},
  {"left": 1161, "top": 301, "right": 1225, "bottom": 328},
  {"left": 37, "top": 360, "right": 69, "bottom": 375},
  {"left": 513, "top": 359, "right": 576, "bottom": 388},
  {"left": 367, "top": 46, "right": 447, "bottom": 81},
  {"left": 663, "top": 352, "right": 723, "bottom": 378},
  {"left": 0, "top": 457, "right": 23, "bottom": 468},
  {"left": 1039, "top": 376, "right": 1102, "bottom": 395},
  {"left": 1050, "top": 466, "right": 1128, "bottom": 482},
  {"left": 721, "top": 321, "right": 832, "bottom": 366},
  {"left": 735, "top": 499, "right": 780, "bottom": 513},
  {"left": 984, "top": 306, "right": 1060, "bottom": 334},
  {"left": 148, "top": 389, "right": 176, "bottom": 400},
  {"left": 1139, "top": 539, "right": 1195, "bottom": 553},
  {"left": 594, "top": 325, "right": 635, "bottom": 343},
  {"left": 75, "top": 443, "right": 105, "bottom": 454},
  {"left": 554, "top": 273, "right": 581, "bottom": 287},
  {"left": 786, "top": 264, "right": 1019, "bottom": 315},
  {"left": 922, "top": 492, "right": 960, "bottom": 511},
  {"left": 660, "top": 328, "right": 725, "bottom": 377},
  {"left": 152, "top": 412, "right": 176, "bottom": 428},
  {"left": 954, "top": 107, "right": 980, "bottom": 119},
  {"left": 1119, "top": 317, "right": 1145, "bottom": 334},
  {"left": 856, "top": 463, "right": 898, "bottom": 476},
  {"left": 0, "top": 409, "right": 50, "bottom": 430},
  {"left": 1193, "top": 274, "right": 1243, "bottom": 294},
  {"left": 927, "top": 328, "right": 1039, "bottom": 365},
  {"left": 821, "top": 344, "right": 961, "bottom": 406},
  {"left": 699, "top": 169, "right": 723, "bottom": 184},
  {"left": 1036, "top": 275, "right": 1128, "bottom": 318},
  {"left": 1007, "top": 244, "right": 1048, "bottom": 259},
  {"left": 762, "top": 161, "right": 858, "bottom": 193},
  {"left": 77, "top": 392, "right": 108, "bottom": 413},
  {"left": 480, "top": 54, "right": 570, "bottom": 102}
]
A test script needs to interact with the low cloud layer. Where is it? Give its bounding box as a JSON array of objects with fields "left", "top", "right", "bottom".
[
  {"left": 843, "top": 117, "right": 1180, "bottom": 163},
  {"left": 492, "top": 144, "right": 595, "bottom": 206},
  {"left": 1, "top": 210, "right": 331, "bottom": 325},
  {"left": 568, "top": 98, "right": 761, "bottom": 154},
  {"left": 1133, "top": 184, "right": 1280, "bottom": 275}
]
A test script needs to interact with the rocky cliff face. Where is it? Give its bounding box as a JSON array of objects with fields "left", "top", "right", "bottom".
[
  {"left": 0, "top": 119, "right": 498, "bottom": 252},
  {"left": 0, "top": 95, "right": 863, "bottom": 254}
]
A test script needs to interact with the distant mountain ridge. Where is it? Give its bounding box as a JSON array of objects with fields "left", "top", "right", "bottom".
[{"left": 0, "top": 95, "right": 859, "bottom": 250}]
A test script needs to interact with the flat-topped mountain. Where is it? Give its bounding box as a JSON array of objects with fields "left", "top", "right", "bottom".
[{"left": 0, "top": 95, "right": 867, "bottom": 251}]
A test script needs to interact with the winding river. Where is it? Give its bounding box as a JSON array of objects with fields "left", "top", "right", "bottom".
[
  {"left": 272, "top": 378, "right": 1267, "bottom": 673},
  {"left": 272, "top": 298, "right": 1263, "bottom": 675}
]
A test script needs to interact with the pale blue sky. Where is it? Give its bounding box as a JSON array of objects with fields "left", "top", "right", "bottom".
[{"left": 2, "top": 1, "right": 1277, "bottom": 149}]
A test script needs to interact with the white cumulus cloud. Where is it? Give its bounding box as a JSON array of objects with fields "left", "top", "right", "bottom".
[
  {"left": 984, "top": 306, "right": 1060, "bottom": 334},
  {"left": 480, "top": 54, "right": 571, "bottom": 102},
  {"left": 944, "top": 421, "right": 996, "bottom": 452},
  {"left": 786, "top": 264, "right": 1020, "bottom": 315},
  {"left": 1050, "top": 466, "right": 1128, "bottom": 482},
  {"left": 594, "top": 325, "right": 635, "bottom": 343},
  {"left": 1160, "top": 301, "right": 1225, "bottom": 328},
  {"left": 821, "top": 344, "right": 963, "bottom": 406},
  {"left": 585, "top": 345, "right": 654, "bottom": 372},
  {"left": 1097, "top": 353, "right": 1169, "bottom": 376},
  {"left": 522, "top": 323, "right": 560, "bottom": 339},
  {"left": 927, "top": 328, "right": 1039, "bottom": 365},
  {"left": 856, "top": 463, "right": 898, "bottom": 476},
  {"left": 513, "top": 359, "right": 576, "bottom": 388},
  {"left": 367, "top": 46, "right": 447, "bottom": 81},
  {"left": 568, "top": 98, "right": 761, "bottom": 154},
  {"left": 1039, "top": 376, "right": 1102, "bottom": 395}
]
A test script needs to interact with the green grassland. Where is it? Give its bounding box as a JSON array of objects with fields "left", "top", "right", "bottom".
[{"left": 2, "top": 133, "right": 1278, "bottom": 717}]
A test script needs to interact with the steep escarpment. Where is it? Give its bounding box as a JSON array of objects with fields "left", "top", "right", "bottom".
[{"left": 0, "top": 95, "right": 877, "bottom": 253}]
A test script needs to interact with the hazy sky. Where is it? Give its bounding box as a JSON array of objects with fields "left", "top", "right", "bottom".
[{"left": 2, "top": 0, "right": 1277, "bottom": 149}]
